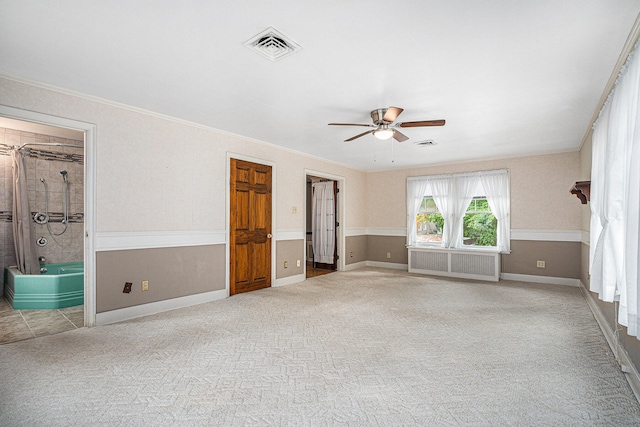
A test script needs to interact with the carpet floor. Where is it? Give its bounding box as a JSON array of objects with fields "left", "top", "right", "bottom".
[{"left": 1, "top": 268, "right": 640, "bottom": 426}]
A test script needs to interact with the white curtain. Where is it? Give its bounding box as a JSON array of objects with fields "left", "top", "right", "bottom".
[
  {"left": 448, "top": 176, "right": 479, "bottom": 248},
  {"left": 406, "top": 178, "right": 430, "bottom": 246},
  {"left": 590, "top": 103, "right": 609, "bottom": 300},
  {"left": 407, "top": 170, "right": 510, "bottom": 250},
  {"left": 312, "top": 181, "right": 335, "bottom": 264},
  {"left": 480, "top": 170, "right": 511, "bottom": 254},
  {"left": 11, "top": 149, "right": 40, "bottom": 275},
  {"left": 590, "top": 42, "right": 640, "bottom": 337},
  {"left": 429, "top": 177, "right": 455, "bottom": 248}
]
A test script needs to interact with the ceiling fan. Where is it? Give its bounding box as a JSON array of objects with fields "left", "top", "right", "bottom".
[{"left": 328, "top": 106, "right": 445, "bottom": 142}]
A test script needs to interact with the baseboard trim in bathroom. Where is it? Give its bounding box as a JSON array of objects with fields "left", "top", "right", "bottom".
[{"left": 95, "top": 289, "right": 228, "bottom": 325}]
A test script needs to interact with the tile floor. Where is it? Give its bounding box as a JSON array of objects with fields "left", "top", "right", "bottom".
[{"left": 0, "top": 295, "right": 84, "bottom": 344}]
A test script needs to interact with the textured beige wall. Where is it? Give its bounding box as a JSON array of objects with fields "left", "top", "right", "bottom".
[
  {"left": 0, "top": 77, "right": 367, "bottom": 234},
  {"left": 275, "top": 240, "right": 304, "bottom": 278},
  {"left": 345, "top": 235, "right": 367, "bottom": 264},
  {"left": 96, "top": 245, "right": 225, "bottom": 312},
  {"left": 502, "top": 240, "right": 580, "bottom": 278},
  {"left": 366, "top": 151, "right": 582, "bottom": 231}
]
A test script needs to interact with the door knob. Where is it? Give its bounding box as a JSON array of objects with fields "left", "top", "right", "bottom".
[{"left": 267, "top": 233, "right": 273, "bottom": 238}]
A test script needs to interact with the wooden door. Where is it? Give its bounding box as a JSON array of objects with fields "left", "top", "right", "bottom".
[{"left": 230, "top": 159, "right": 272, "bottom": 295}]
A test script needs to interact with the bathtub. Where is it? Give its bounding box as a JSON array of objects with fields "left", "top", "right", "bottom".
[{"left": 3, "top": 262, "right": 84, "bottom": 310}]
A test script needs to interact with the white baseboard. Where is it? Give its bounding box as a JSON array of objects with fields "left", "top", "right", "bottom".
[
  {"left": 96, "top": 289, "right": 228, "bottom": 325},
  {"left": 366, "top": 261, "right": 408, "bottom": 270},
  {"left": 579, "top": 282, "right": 640, "bottom": 403},
  {"left": 344, "top": 261, "right": 367, "bottom": 271},
  {"left": 273, "top": 273, "right": 305, "bottom": 287},
  {"left": 344, "top": 261, "right": 408, "bottom": 271},
  {"left": 500, "top": 273, "right": 580, "bottom": 287}
]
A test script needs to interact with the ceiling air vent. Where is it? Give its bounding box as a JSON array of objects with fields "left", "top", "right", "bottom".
[
  {"left": 414, "top": 140, "right": 437, "bottom": 147},
  {"left": 244, "top": 27, "right": 302, "bottom": 61}
]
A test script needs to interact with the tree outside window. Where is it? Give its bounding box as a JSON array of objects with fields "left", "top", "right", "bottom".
[
  {"left": 463, "top": 198, "right": 497, "bottom": 247},
  {"left": 415, "top": 196, "right": 497, "bottom": 247}
]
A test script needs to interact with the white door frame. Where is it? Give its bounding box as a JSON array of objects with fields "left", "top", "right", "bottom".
[{"left": 0, "top": 105, "right": 97, "bottom": 327}]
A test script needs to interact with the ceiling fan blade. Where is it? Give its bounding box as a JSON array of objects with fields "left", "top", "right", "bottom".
[
  {"left": 397, "top": 119, "right": 446, "bottom": 128},
  {"left": 383, "top": 106, "right": 404, "bottom": 123},
  {"left": 345, "top": 129, "right": 374, "bottom": 142},
  {"left": 393, "top": 130, "right": 409, "bottom": 142},
  {"left": 328, "top": 123, "right": 374, "bottom": 127}
]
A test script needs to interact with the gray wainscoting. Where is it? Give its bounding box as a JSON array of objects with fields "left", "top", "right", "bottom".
[{"left": 96, "top": 244, "right": 225, "bottom": 313}]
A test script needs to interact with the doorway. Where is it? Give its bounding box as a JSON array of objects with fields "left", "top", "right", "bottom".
[
  {"left": 0, "top": 108, "right": 95, "bottom": 341},
  {"left": 229, "top": 158, "right": 273, "bottom": 294},
  {"left": 306, "top": 175, "right": 338, "bottom": 278}
]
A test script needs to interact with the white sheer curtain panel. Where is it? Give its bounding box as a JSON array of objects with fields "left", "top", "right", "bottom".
[
  {"left": 590, "top": 103, "right": 609, "bottom": 300},
  {"left": 590, "top": 42, "right": 640, "bottom": 337},
  {"left": 429, "top": 177, "right": 455, "bottom": 247},
  {"left": 614, "top": 46, "right": 640, "bottom": 336},
  {"left": 406, "top": 178, "right": 430, "bottom": 246},
  {"left": 448, "top": 176, "right": 479, "bottom": 248},
  {"left": 311, "top": 181, "right": 335, "bottom": 264},
  {"left": 480, "top": 170, "right": 511, "bottom": 253}
]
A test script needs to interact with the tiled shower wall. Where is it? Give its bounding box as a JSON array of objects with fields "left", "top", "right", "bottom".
[{"left": 0, "top": 127, "right": 84, "bottom": 273}]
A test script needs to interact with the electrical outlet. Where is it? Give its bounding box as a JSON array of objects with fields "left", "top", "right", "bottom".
[
  {"left": 291, "top": 206, "right": 297, "bottom": 214},
  {"left": 296, "top": 259, "right": 301, "bottom": 267},
  {"left": 284, "top": 261, "right": 288, "bottom": 268},
  {"left": 387, "top": 252, "right": 391, "bottom": 259},
  {"left": 142, "top": 280, "right": 149, "bottom": 291},
  {"left": 123, "top": 282, "right": 132, "bottom": 293},
  {"left": 536, "top": 260, "right": 546, "bottom": 268}
]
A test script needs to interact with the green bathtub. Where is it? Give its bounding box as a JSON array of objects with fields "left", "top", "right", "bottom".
[{"left": 3, "top": 262, "right": 84, "bottom": 310}]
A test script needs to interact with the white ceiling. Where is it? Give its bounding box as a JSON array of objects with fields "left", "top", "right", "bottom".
[{"left": 1, "top": 1, "right": 639, "bottom": 171}]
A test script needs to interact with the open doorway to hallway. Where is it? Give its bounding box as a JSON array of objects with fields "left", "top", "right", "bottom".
[{"left": 306, "top": 175, "right": 337, "bottom": 278}]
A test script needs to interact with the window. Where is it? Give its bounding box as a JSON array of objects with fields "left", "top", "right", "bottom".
[
  {"left": 416, "top": 197, "right": 443, "bottom": 243},
  {"left": 406, "top": 169, "right": 510, "bottom": 253},
  {"left": 463, "top": 197, "right": 497, "bottom": 247}
]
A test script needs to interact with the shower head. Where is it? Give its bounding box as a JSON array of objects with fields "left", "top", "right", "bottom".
[{"left": 60, "top": 170, "right": 68, "bottom": 183}]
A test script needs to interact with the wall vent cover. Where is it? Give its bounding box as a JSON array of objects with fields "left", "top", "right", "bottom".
[{"left": 244, "top": 27, "right": 302, "bottom": 61}]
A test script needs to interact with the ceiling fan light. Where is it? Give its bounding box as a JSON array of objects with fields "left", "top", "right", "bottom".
[{"left": 373, "top": 128, "right": 394, "bottom": 140}]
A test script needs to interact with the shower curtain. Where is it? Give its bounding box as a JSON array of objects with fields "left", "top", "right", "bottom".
[
  {"left": 311, "top": 181, "right": 336, "bottom": 264},
  {"left": 11, "top": 149, "right": 40, "bottom": 275}
]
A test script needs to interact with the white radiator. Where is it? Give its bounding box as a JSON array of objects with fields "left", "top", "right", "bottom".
[{"left": 408, "top": 247, "right": 500, "bottom": 281}]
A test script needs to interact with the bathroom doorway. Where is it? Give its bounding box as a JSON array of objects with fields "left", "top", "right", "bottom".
[{"left": 0, "top": 107, "right": 96, "bottom": 342}]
